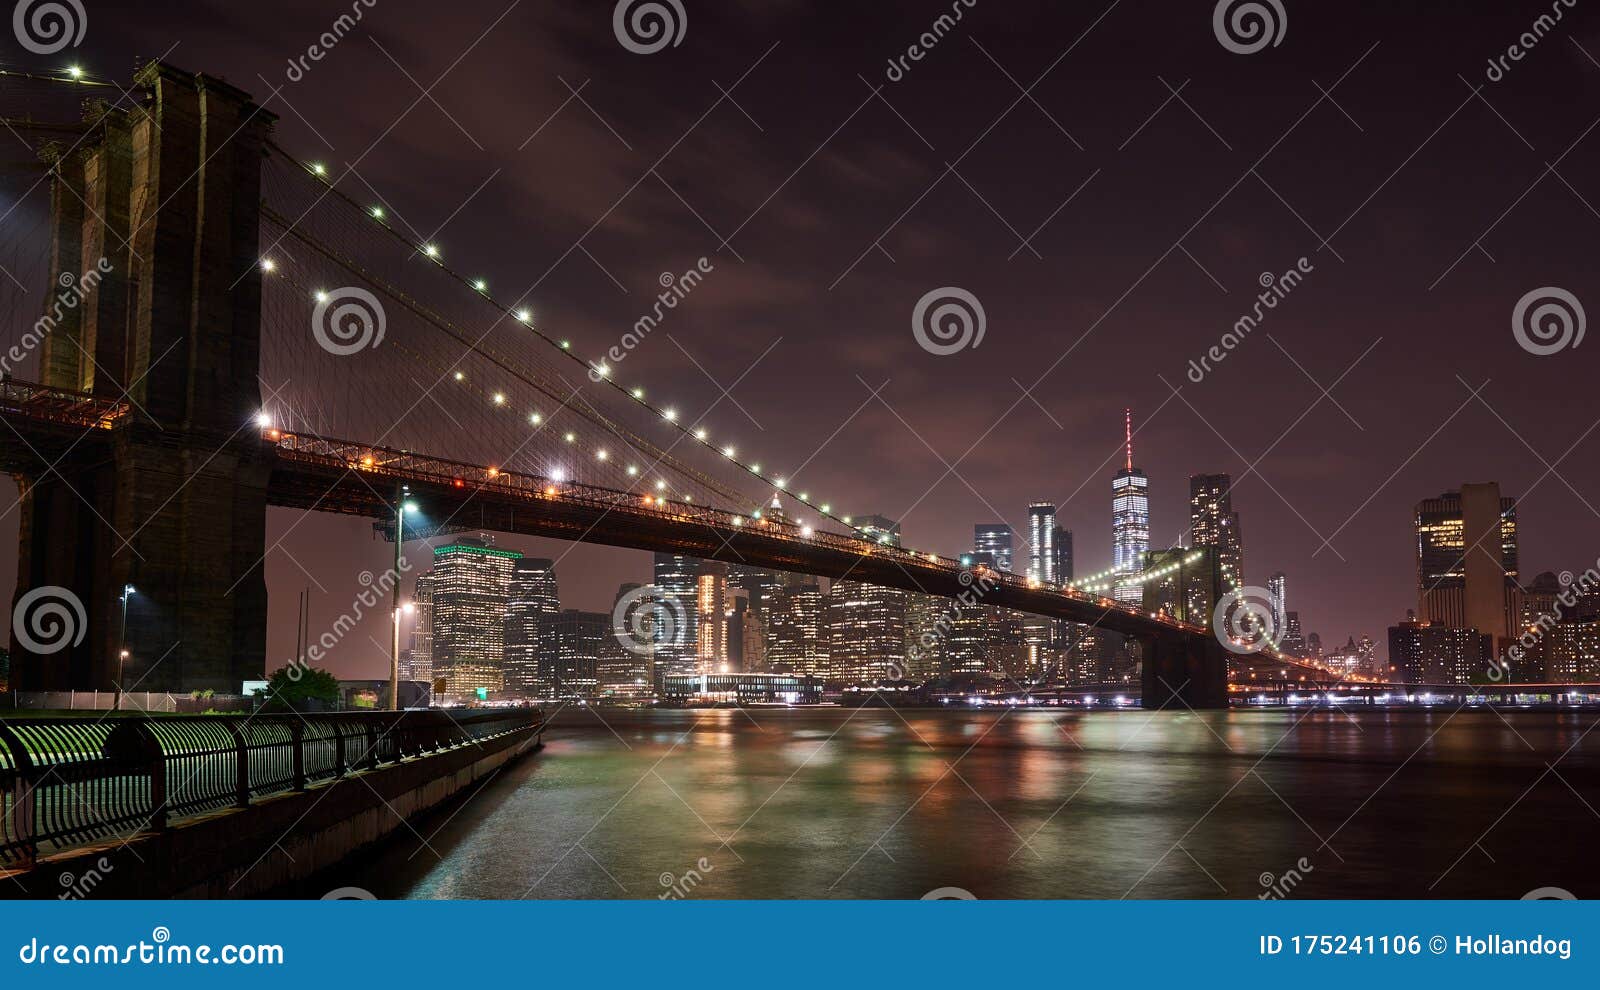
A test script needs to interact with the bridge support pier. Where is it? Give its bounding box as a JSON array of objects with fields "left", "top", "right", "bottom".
[
  {"left": 9, "top": 64, "right": 275, "bottom": 693},
  {"left": 1141, "top": 634, "right": 1229, "bottom": 710}
]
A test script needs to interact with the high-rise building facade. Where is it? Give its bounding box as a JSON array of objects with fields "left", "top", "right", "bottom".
[
  {"left": 695, "top": 560, "right": 729, "bottom": 674},
  {"left": 403, "top": 571, "right": 435, "bottom": 683},
  {"left": 1053, "top": 526, "right": 1074, "bottom": 585},
  {"left": 766, "top": 582, "right": 828, "bottom": 676},
  {"left": 1112, "top": 410, "right": 1150, "bottom": 605},
  {"left": 974, "top": 524, "right": 1014, "bottom": 573},
  {"left": 1189, "top": 474, "right": 1244, "bottom": 593},
  {"left": 827, "top": 580, "right": 907, "bottom": 683},
  {"left": 547, "top": 609, "right": 605, "bottom": 698},
  {"left": 505, "top": 557, "right": 559, "bottom": 697},
  {"left": 597, "top": 582, "right": 651, "bottom": 697},
  {"left": 652, "top": 552, "right": 700, "bottom": 677},
  {"left": 431, "top": 537, "right": 520, "bottom": 697},
  {"left": 1267, "top": 572, "right": 1286, "bottom": 639},
  {"left": 1415, "top": 484, "right": 1521, "bottom": 651},
  {"left": 1028, "top": 503, "right": 1057, "bottom": 584},
  {"left": 1387, "top": 620, "right": 1493, "bottom": 684}
]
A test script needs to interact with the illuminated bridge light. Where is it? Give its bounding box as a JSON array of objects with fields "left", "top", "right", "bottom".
[
  {"left": 596, "top": 449, "right": 608, "bottom": 461},
  {"left": 775, "top": 478, "right": 787, "bottom": 488},
  {"left": 751, "top": 464, "right": 761, "bottom": 474},
  {"left": 626, "top": 465, "right": 638, "bottom": 476},
  {"left": 473, "top": 279, "right": 487, "bottom": 292},
  {"left": 722, "top": 446, "right": 735, "bottom": 458},
  {"left": 564, "top": 432, "right": 576, "bottom": 443},
  {"left": 371, "top": 206, "right": 385, "bottom": 220},
  {"left": 311, "top": 162, "right": 327, "bottom": 176},
  {"left": 529, "top": 412, "right": 542, "bottom": 425},
  {"left": 731, "top": 516, "right": 743, "bottom": 527},
  {"left": 260, "top": 258, "right": 276, "bottom": 273},
  {"left": 424, "top": 244, "right": 440, "bottom": 259},
  {"left": 655, "top": 480, "right": 666, "bottom": 491},
  {"left": 694, "top": 428, "right": 708, "bottom": 442},
  {"left": 492, "top": 392, "right": 506, "bottom": 406},
  {"left": 801, "top": 525, "right": 814, "bottom": 537},
  {"left": 632, "top": 387, "right": 644, "bottom": 399},
  {"left": 314, "top": 290, "right": 328, "bottom": 303},
  {"left": 487, "top": 467, "right": 499, "bottom": 478},
  {"left": 454, "top": 371, "right": 465, "bottom": 381},
  {"left": 517, "top": 309, "right": 531, "bottom": 322},
  {"left": 663, "top": 408, "right": 677, "bottom": 422}
]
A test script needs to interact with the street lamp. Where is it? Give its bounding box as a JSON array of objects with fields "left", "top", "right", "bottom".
[
  {"left": 116, "top": 584, "right": 135, "bottom": 710},
  {"left": 389, "top": 491, "right": 418, "bottom": 711}
]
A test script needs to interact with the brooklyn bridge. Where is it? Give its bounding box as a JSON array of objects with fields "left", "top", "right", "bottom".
[{"left": 0, "top": 62, "right": 1329, "bottom": 710}]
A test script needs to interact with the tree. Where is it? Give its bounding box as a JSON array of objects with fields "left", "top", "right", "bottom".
[{"left": 255, "top": 664, "right": 341, "bottom": 712}]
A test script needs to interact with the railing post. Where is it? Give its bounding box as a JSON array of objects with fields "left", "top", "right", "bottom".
[
  {"left": 363, "top": 720, "right": 379, "bottom": 770},
  {"left": 333, "top": 720, "right": 347, "bottom": 776},
  {"left": 0, "top": 723, "right": 37, "bottom": 867},
  {"left": 291, "top": 720, "right": 306, "bottom": 791},
  {"left": 139, "top": 719, "right": 168, "bottom": 831},
  {"left": 223, "top": 721, "right": 250, "bottom": 808}
]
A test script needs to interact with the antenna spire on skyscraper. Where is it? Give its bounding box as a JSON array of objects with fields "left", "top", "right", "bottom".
[{"left": 1124, "top": 407, "right": 1134, "bottom": 472}]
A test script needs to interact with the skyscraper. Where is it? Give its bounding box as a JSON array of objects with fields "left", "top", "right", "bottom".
[
  {"left": 431, "top": 536, "right": 520, "bottom": 698},
  {"left": 1189, "top": 474, "right": 1244, "bottom": 593},
  {"left": 1112, "top": 409, "right": 1150, "bottom": 605},
  {"left": 404, "top": 571, "right": 435, "bottom": 684},
  {"left": 1415, "top": 484, "right": 1521, "bottom": 648},
  {"left": 547, "top": 609, "right": 605, "bottom": 698},
  {"left": 974, "top": 524, "right": 1013, "bottom": 572},
  {"left": 1028, "top": 503, "right": 1057, "bottom": 584},
  {"left": 827, "top": 580, "right": 907, "bottom": 683},
  {"left": 695, "top": 560, "right": 729, "bottom": 673},
  {"left": 597, "top": 582, "right": 651, "bottom": 697},
  {"left": 652, "top": 552, "right": 699, "bottom": 677},
  {"left": 505, "top": 557, "right": 559, "bottom": 697},
  {"left": 1053, "top": 526, "right": 1074, "bottom": 585},
  {"left": 766, "top": 582, "right": 827, "bottom": 675},
  {"left": 1267, "top": 572, "right": 1287, "bottom": 642}
]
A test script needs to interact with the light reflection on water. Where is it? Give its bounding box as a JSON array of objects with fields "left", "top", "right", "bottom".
[{"left": 335, "top": 707, "right": 1600, "bottom": 900}]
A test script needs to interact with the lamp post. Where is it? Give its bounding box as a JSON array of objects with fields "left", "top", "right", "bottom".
[
  {"left": 390, "top": 489, "right": 415, "bottom": 711},
  {"left": 116, "top": 584, "right": 134, "bottom": 710}
]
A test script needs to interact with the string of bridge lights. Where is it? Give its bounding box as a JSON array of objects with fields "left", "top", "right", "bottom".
[
  {"left": 257, "top": 258, "right": 714, "bottom": 505},
  {"left": 265, "top": 152, "right": 893, "bottom": 541}
]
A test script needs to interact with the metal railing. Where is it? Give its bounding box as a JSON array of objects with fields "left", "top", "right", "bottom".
[{"left": 0, "top": 708, "right": 540, "bottom": 867}]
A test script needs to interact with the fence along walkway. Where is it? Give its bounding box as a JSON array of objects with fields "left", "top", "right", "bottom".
[{"left": 0, "top": 708, "right": 541, "bottom": 867}]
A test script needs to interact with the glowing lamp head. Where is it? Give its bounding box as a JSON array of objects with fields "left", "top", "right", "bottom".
[
  {"left": 67, "top": 65, "right": 83, "bottom": 80},
  {"left": 371, "top": 206, "right": 385, "bottom": 219},
  {"left": 310, "top": 162, "right": 327, "bottom": 176},
  {"left": 424, "top": 244, "right": 440, "bottom": 259},
  {"left": 516, "top": 309, "right": 531, "bottom": 322},
  {"left": 473, "top": 279, "right": 487, "bottom": 292},
  {"left": 260, "top": 258, "right": 276, "bottom": 273}
]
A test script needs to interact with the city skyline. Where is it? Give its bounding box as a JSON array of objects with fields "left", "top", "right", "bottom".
[{"left": 1, "top": 2, "right": 1598, "bottom": 686}]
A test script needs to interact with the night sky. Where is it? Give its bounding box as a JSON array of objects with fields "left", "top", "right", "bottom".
[{"left": 4, "top": 0, "right": 1600, "bottom": 679}]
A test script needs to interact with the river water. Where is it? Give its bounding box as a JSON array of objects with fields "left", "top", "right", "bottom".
[{"left": 333, "top": 706, "right": 1600, "bottom": 900}]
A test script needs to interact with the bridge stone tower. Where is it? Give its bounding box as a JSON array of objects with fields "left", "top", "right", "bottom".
[{"left": 10, "top": 63, "right": 275, "bottom": 693}]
